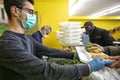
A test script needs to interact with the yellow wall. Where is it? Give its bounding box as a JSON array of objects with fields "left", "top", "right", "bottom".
[
  {"left": 34, "top": 0, "right": 69, "bottom": 49},
  {"left": 34, "top": 0, "right": 120, "bottom": 49}
]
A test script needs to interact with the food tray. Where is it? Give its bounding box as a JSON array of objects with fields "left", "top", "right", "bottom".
[{"left": 75, "top": 46, "right": 110, "bottom": 63}]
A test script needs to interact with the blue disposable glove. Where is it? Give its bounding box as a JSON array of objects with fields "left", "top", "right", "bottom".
[{"left": 88, "top": 58, "right": 112, "bottom": 72}]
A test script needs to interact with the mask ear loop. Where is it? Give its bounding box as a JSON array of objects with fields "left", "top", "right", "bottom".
[
  {"left": 15, "top": 8, "right": 27, "bottom": 29},
  {"left": 17, "top": 7, "right": 29, "bottom": 22},
  {"left": 15, "top": 8, "right": 23, "bottom": 21}
]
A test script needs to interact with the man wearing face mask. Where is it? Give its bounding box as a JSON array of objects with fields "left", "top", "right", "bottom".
[
  {"left": 32, "top": 25, "right": 52, "bottom": 44},
  {"left": 82, "top": 21, "right": 114, "bottom": 46}
]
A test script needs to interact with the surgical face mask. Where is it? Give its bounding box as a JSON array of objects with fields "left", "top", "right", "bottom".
[
  {"left": 42, "top": 34, "right": 48, "bottom": 38},
  {"left": 21, "top": 13, "right": 36, "bottom": 29}
]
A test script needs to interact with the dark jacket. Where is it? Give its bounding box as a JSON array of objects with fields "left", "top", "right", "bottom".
[
  {"left": 89, "top": 26, "right": 113, "bottom": 46},
  {"left": 32, "top": 31, "right": 42, "bottom": 44},
  {"left": 0, "top": 30, "right": 90, "bottom": 80},
  {"left": 104, "top": 46, "right": 120, "bottom": 56}
]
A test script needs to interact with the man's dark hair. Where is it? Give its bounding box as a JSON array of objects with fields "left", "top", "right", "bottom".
[
  {"left": 81, "top": 21, "right": 94, "bottom": 28},
  {"left": 4, "top": 0, "right": 34, "bottom": 20},
  {"left": 84, "top": 21, "right": 93, "bottom": 27}
]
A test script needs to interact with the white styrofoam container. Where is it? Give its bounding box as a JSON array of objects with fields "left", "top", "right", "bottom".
[{"left": 60, "top": 22, "right": 81, "bottom": 27}]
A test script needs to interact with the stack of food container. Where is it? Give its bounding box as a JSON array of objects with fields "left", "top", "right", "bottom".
[{"left": 56, "top": 22, "right": 84, "bottom": 46}]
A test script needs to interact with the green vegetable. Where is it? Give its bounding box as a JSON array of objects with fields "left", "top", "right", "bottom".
[
  {"left": 52, "top": 59, "right": 81, "bottom": 66},
  {"left": 85, "top": 43, "right": 93, "bottom": 50},
  {"left": 0, "top": 23, "right": 7, "bottom": 35}
]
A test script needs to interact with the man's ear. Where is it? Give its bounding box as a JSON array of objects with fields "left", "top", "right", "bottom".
[{"left": 10, "top": 6, "right": 19, "bottom": 17}]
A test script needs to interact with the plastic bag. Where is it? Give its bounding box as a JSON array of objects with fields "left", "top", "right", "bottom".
[{"left": 83, "top": 67, "right": 120, "bottom": 80}]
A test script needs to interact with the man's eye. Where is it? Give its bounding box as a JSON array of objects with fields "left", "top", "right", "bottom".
[
  {"left": 29, "top": 11, "right": 33, "bottom": 14},
  {"left": 23, "top": 8, "right": 34, "bottom": 15}
]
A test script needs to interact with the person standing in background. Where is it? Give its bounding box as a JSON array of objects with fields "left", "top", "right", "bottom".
[
  {"left": 32, "top": 25, "right": 52, "bottom": 59},
  {"left": 32, "top": 25, "right": 52, "bottom": 44},
  {"left": 82, "top": 21, "right": 114, "bottom": 46}
]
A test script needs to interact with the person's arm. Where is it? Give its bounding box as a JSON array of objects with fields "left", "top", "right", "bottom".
[
  {"left": 0, "top": 37, "right": 90, "bottom": 80},
  {"left": 101, "top": 30, "right": 113, "bottom": 46},
  {"left": 93, "top": 44, "right": 120, "bottom": 56},
  {"left": 33, "top": 38, "right": 75, "bottom": 59},
  {"left": 104, "top": 46, "right": 120, "bottom": 56}
]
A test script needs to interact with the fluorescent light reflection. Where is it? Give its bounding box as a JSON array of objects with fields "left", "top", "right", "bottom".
[
  {"left": 69, "top": 0, "right": 87, "bottom": 16},
  {"left": 91, "top": 5, "right": 120, "bottom": 17}
]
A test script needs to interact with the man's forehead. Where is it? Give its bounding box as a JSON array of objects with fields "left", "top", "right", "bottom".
[
  {"left": 23, "top": 1, "right": 34, "bottom": 10},
  {"left": 46, "top": 29, "right": 51, "bottom": 32}
]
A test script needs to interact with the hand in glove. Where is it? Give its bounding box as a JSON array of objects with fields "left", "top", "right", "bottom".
[{"left": 88, "top": 58, "right": 112, "bottom": 72}]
